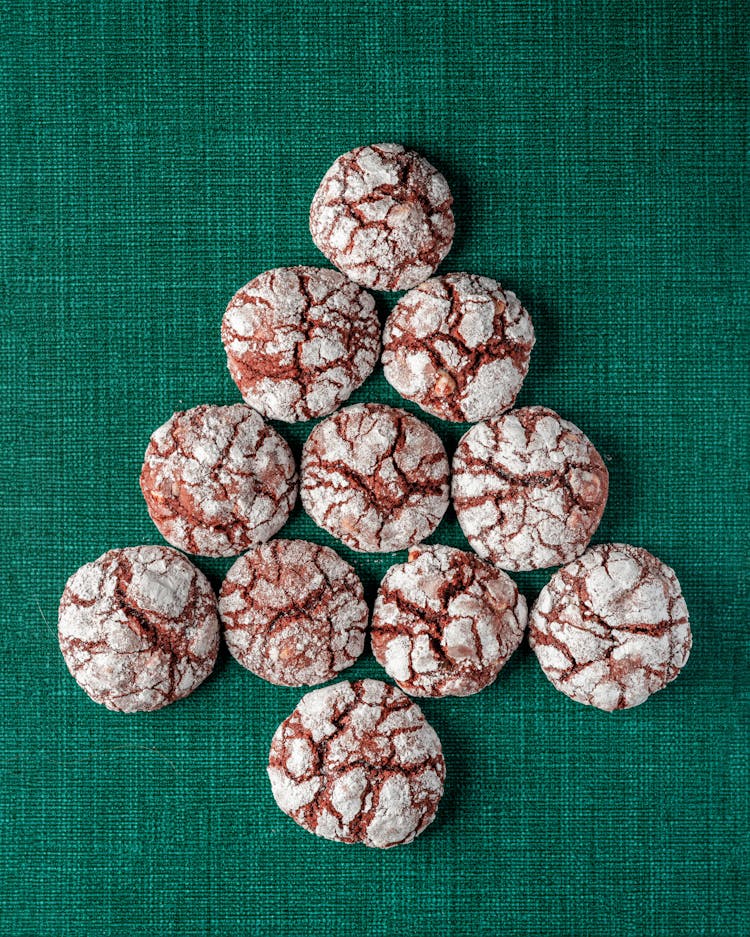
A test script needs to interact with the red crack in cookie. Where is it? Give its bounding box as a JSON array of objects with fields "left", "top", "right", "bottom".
[
  {"left": 268, "top": 679, "right": 445, "bottom": 848},
  {"left": 221, "top": 266, "right": 380, "bottom": 422},
  {"left": 452, "top": 406, "right": 609, "bottom": 571},
  {"left": 58, "top": 545, "right": 219, "bottom": 712},
  {"left": 309, "top": 143, "right": 455, "bottom": 291},
  {"left": 140, "top": 404, "right": 297, "bottom": 557},
  {"left": 301, "top": 403, "right": 449, "bottom": 553},
  {"left": 371, "top": 544, "right": 527, "bottom": 697},
  {"left": 529, "top": 543, "right": 691, "bottom": 711},
  {"left": 382, "top": 273, "right": 535, "bottom": 422},
  {"left": 219, "top": 539, "right": 367, "bottom": 687}
]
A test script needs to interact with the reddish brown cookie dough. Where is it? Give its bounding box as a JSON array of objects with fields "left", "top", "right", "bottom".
[
  {"left": 140, "top": 404, "right": 297, "bottom": 558},
  {"left": 219, "top": 540, "right": 367, "bottom": 687},
  {"left": 529, "top": 543, "right": 691, "bottom": 711},
  {"left": 301, "top": 403, "right": 450, "bottom": 553},
  {"left": 58, "top": 545, "right": 219, "bottom": 712},
  {"left": 309, "top": 143, "right": 455, "bottom": 291},
  {"left": 221, "top": 267, "right": 380, "bottom": 422},
  {"left": 268, "top": 679, "right": 445, "bottom": 848},
  {"left": 371, "top": 544, "right": 527, "bottom": 697},
  {"left": 382, "top": 273, "right": 535, "bottom": 422},
  {"left": 452, "top": 406, "right": 609, "bottom": 571}
]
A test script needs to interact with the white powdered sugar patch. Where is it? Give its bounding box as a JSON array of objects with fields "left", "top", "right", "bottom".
[
  {"left": 452, "top": 406, "right": 609, "bottom": 571},
  {"left": 309, "top": 143, "right": 455, "bottom": 291},
  {"left": 301, "top": 403, "right": 450, "bottom": 553},
  {"left": 371, "top": 544, "right": 528, "bottom": 697},
  {"left": 382, "top": 273, "right": 535, "bottom": 423},
  {"left": 58, "top": 545, "right": 219, "bottom": 713},
  {"left": 221, "top": 266, "right": 380, "bottom": 422},
  {"left": 218, "top": 539, "right": 367, "bottom": 687},
  {"left": 529, "top": 543, "right": 692, "bottom": 711},
  {"left": 267, "top": 679, "right": 445, "bottom": 848},
  {"left": 140, "top": 404, "right": 297, "bottom": 558}
]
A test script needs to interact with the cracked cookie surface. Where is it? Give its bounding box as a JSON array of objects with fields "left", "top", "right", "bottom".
[
  {"left": 219, "top": 539, "right": 367, "bottom": 687},
  {"left": 371, "top": 544, "right": 527, "bottom": 697},
  {"left": 301, "top": 403, "right": 449, "bottom": 553},
  {"left": 452, "top": 406, "right": 609, "bottom": 571},
  {"left": 382, "top": 273, "right": 535, "bottom": 422},
  {"left": 140, "top": 404, "right": 297, "bottom": 557},
  {"left": 268, "top": 679, "right": 445, "bottom": 848},
  {"left": 309, "top": 143, "right": 455, "bottom": 291},
  {"left": 529, "top": 543, "right": 691, "bottom": 711},
  {"left": 58, "top": 545, "right": 219, "bottom": 712},
  {"left": 222, "top": 266, "right": 380, "bottom": 422}
]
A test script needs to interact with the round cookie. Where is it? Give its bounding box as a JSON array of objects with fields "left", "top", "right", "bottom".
[
  {"left": 382, "top": 273, "right": 535, "bottom": 422},
  {"left": 452, "top": 406, "right": 609, "bottom": 571},
  {"left": 309, "top": 143, "right": 455, "bottom": 291},
  {"left": 529, "top": 543, "right": 691, "bottom": 711},
  {"left": 221, "top": 266, "right": 380, "bottom": 422},
  {"left": 301, "top": 403, "right": 450, "bottom": 553},
  {"left": 219, "top": 539, "right": 368, "bottom": 687},
  {"left": 371, "top": 544, "right": 527, "bottom": 697},
  {"left": 140, "top": 403, "right": 297, "bottom": 558},
  {"left": 267, "top": 679, "right": 445, "bottom": 848},
  {"left": 58, "top": 545, "right": 219, "bottom": 712}
]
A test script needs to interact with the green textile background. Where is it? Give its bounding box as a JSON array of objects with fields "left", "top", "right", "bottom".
[{"left": 1, "top": 1, "right": 747, "bottom": 935}]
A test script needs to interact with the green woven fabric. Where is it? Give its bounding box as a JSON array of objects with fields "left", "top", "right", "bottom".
[{"left": 1, "top": 1, "right": 747, "bottom": 934}]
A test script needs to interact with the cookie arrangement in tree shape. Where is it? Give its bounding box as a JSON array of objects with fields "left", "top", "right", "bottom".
[{"left": 57, "top": 142, "right": 691, "bottom": 849}]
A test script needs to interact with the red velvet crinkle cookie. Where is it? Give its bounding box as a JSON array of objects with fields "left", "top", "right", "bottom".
[
  {"left": 452, "top": 406, "right": 609, "bottom": 571},
  {"left": 58, "top": 545, "right": 219, "bottom": 712},
  {"left": 267, "top": 679, "right": 445, "bottom": 848},
  {"left": 221, "top": 266, "right": 380, "bottom": 422},
  {"left": 218, "top": 539, "right": 367, "bottom": 687},
  {"left": 309, "top": 143, "right": 455, "bottom": 291},
  {"left": 529, "top": 543, "right": 691, "bottom": 711},
  {"left": 371, "top": 544, "right": 527, "bottom": 697},
  {"left": 382, "top": 273, "right": 535, "bottom": 422},
  {"left": 301, "top": 403, "right": 450, "bottom": 553},
  {"left": 140, "top": 404, "right": 297, "bottom": 557}
]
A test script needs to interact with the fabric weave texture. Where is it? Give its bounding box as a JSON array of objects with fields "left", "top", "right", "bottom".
[{"left": 1, "top": 2, "right": 747, "bottom": 935}]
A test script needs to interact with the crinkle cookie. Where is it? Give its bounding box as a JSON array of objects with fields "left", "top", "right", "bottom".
[
  {"left": 140, "top": 404, "right": 297, "bottom": 558},
  {"left": 382, "top": 273, "right": 535, "bottom": 422},
  {"left": 529, "top": 543, "right": 691, "bottom": 711},
  {"left": 301, "top": 403, "right": 449, "bottom": 553},
  {"left": 58, "top": 545, "right": 219, "bottom": 712},
  {"left": 309, "top": 143, "right": 455, "bottom": 291},
  {"left": 219, "top": 539, "right": 367, "bottom": 687},
  {"left": 221, "top": 266, "right": 380, "bottom": 422},
  {"left": 268, "top": 679, "right": 445, "bottom": 848},
  {"left": 371, "top": 544, "right": 527, "bottom": 697},
  {"left": 452, "top": 406, "right": 609, "bottom": 571}
]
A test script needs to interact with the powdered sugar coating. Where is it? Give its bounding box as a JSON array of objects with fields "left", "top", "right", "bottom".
[
  {"left": 529, "top": 543, "right": 691, "bottom": 711},
  {"left": 382, "top": 273, "right": 535, "bottom": 422},
  {"left": 221, "top": 266, "right": 380, "bottom": 422},
  {"left": 58, "top": 545, "right": 219, "bottom": 712},
  {"left": 219, "top": 539, "right": 367, "bottom": 687},
  {"left": 452, "top": 406, "right": 609, "bottom": 571},
  {"left": 268, "top": 679, "right": 445, "bottom": 848},
  {"left": 301, "top": 403, "right": 450, "bottom": 553},
  {"left": 140, "top": 404, "right": 297, "bottom": 557},
  {"left": 309, "top": 143, "right": 455, "bottom": 291},
  {"left": 371, "top": 544, "right": 527, "bottom": 697}
]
